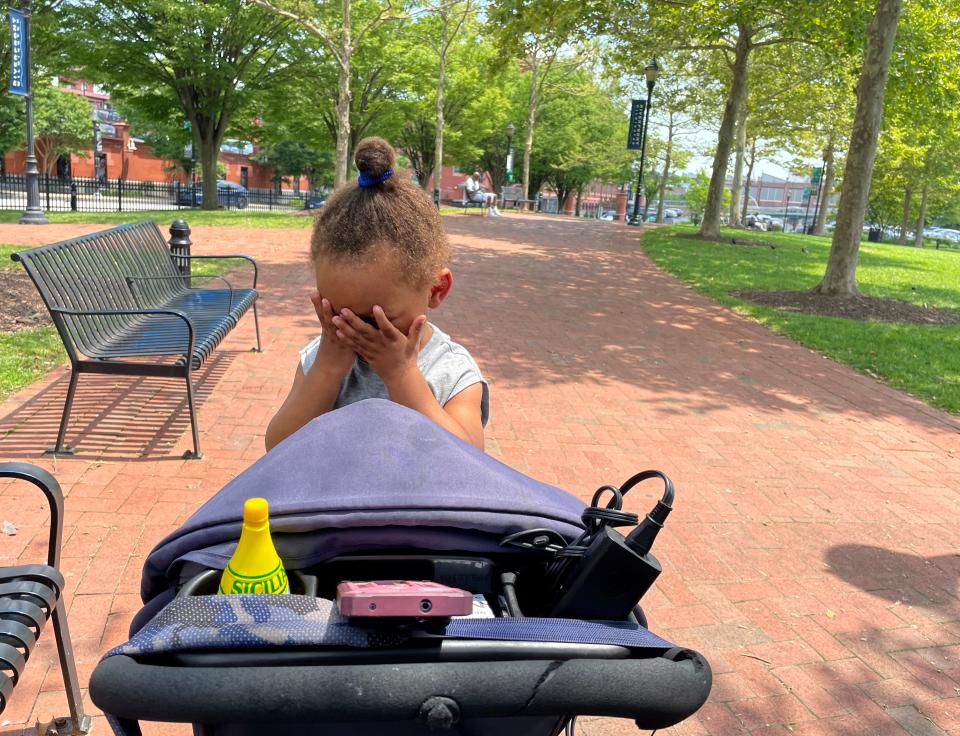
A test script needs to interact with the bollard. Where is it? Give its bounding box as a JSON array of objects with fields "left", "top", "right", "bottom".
[{"left": 169, "top": 219, "right": 192, "bottom": 277}]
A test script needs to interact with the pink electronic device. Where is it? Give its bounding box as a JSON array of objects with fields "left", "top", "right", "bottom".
[{"left": 336, "top": 580, "right": 473, "bottom": 618}]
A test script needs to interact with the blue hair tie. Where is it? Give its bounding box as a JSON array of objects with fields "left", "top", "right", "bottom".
[{"left": 358, "top": 168, "right": 394, "bottom": 188}]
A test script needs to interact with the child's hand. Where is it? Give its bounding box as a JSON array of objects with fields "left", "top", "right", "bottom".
[
  {"left": 310, "top": 292, "right": 356, "bottom": 377},
  {"left": 333, "top": 305, "right": 427, "bottom": 383}
]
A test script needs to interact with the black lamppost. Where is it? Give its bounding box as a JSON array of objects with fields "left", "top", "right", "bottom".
[
  {"left": 18, "top": 0, "right": 47, "bottom": 224},
  {"left": 505, "top": 122, "right": 515, "bottom": 184},
  {"left": 627, "top": 59, "right": 659, "bottom": 227}
]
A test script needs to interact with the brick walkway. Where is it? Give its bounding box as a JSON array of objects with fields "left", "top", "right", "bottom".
[{"left": 1, "top": 214, "right": 959, "bottom": 736}]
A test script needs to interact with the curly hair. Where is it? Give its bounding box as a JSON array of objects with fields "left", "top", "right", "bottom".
[{"left": 310, "top": 137, "right": 450, "bottom": 287}]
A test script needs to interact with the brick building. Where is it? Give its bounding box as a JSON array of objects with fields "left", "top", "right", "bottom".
[{"left": 1, "top": 80, "right": 304, "bottom": 190}]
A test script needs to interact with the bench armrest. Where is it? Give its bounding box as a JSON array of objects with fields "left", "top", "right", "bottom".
[
  {"left": 0, "top": 463, "right": 65, "bottom": 569},
  {"left": 50, "top": 307, "right": 196, "bottom": 359},
  {"left": 125, "top": 274, "right": 235, "bottom": 312},
  {"left": 175, "top": 254, "right": 258, "bottom": 289}
]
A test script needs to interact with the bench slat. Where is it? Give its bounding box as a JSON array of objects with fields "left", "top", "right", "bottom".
[{"left": 0, "top": 621, "right": 38, "bottom": 656}]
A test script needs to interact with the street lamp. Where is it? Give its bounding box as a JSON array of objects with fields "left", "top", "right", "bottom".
[
  {"left": 505, "top": 122, "right": 516, "bottom": 184},
  {"left": 628, "top": 59, "right": 659, "bottom": 227},
  {"left": 17, "top": 0, "right": 48, "bottom": 224}
]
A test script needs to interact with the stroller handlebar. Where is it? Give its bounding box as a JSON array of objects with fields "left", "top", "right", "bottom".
[{"left": 92, "top": 647, "right": 711, "bottom": 731}]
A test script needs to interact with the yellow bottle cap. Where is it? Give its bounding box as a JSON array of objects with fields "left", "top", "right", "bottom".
[{"left": 243, "top": 497, "right": 269, "bottom": 525}]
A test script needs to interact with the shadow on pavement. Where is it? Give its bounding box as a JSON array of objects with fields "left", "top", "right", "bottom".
[{"left": 0, "top": 351, "right": 235, "bottom": 461}]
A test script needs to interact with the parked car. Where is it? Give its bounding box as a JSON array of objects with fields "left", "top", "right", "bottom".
[
  {"left": 600, "top": 210, "right": 617, "bottom": 221},
  {"left": 304, "top": 194, "right": 326, "bottom": 210},
  {"left": 927, "top": 228, "right": 960, "bottom": 242},
  {"left": 176, "top": 180, "right": 249, "bottom": 209}
]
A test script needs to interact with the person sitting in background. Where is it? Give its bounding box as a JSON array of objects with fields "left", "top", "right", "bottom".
[{"left": 462, "top": 172, "right": 502, "bottom": 217}]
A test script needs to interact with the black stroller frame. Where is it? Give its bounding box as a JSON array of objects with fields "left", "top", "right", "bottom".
[{"left": 88, "top": 400, "right": 713, "bottom": 736}]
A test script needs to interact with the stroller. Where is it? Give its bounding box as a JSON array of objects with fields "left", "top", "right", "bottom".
[{"left": 90, "top": 399, "right": 711, "bottom": 735}]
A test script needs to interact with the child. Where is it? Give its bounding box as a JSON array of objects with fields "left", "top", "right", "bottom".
[{"left": 265, "top": 137, "right": 489, "bottom": 452}]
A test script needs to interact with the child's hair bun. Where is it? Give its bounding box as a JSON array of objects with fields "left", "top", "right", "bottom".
[{"left": 354, "top": 137, "right": 396, "bottom": 180}]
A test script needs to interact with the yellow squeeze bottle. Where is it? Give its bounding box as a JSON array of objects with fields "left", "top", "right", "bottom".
[{"left": 218, "top": 498, "right": 289, "bottom": 595}]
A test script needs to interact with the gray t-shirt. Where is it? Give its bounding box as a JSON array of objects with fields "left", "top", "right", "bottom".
[{"left": 299, "top": 323, "right": 489, "bottom": 426}]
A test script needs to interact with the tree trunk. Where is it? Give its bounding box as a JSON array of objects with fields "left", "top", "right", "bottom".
[
  {"left": 334, "top": 0, "right": 353, "bottom": 189},
  {"left": 741, "top": 138, "right": 756, "bottom": 223},
  {"left": 814, "top": 145, "right": 835, "bottom": 236},
  {"left": 913, "top": 184, "right": 928, "bottom": 247},
  {"left": 656, "top": 113, "right": 673, "bottom": 223},
  {"left": 699, "top": 24, "right": 751, "bottom": 239},
  {"left": 200, "top": 134, "right": 220, "bottom": 210},
  {"left": 522, "top": 50, "right": 539, "bottom": 210},
  {"left": 897, "top": 184, "right": 913, "bottom": 244},
  {"left": 728, "top": 103, "right": 747, "bottom": 227},
  {"left": 814, "top": 0, "right": 902, "bottom": 295},
  {"left": 433, "top": 10, "right": 448, "bottom": 201}
]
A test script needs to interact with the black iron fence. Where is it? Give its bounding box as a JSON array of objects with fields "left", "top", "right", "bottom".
[{"left": 0, "top": 174, "right": 323, "bottom": 213}]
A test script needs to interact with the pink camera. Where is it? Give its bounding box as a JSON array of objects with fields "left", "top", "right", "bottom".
[{"left": 336, "top": 580, "right": 473, "bottom": 618}]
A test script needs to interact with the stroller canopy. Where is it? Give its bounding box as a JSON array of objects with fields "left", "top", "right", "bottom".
[{"left": 141, "top": 399, "right": 588, "bottom": 604}]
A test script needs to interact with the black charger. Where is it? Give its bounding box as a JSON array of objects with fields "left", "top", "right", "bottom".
[{"left": 546, "top": 470, "right": 674, "bottom": 620}]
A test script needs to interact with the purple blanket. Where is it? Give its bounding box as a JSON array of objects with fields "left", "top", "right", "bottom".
[{"left": 141, "top": 399, "right": 587, "bottom": 604}]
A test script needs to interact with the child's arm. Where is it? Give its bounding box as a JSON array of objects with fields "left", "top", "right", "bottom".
[
  {"left": 385, "top": 371, "right": 485, "bottom": 449},
  {"left": 333, "top": 307, "right": 485, "bottom": 449},
  {"left": 264, "top": 362, "right": 344, "bottom": 451},
  {"left": 264, "top": 293, "right": 355, "bottom": 451}
]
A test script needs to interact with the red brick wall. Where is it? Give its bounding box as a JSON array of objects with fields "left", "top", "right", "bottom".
[{"left": 3, "top": 143, "right": 305, "bottom": 191}]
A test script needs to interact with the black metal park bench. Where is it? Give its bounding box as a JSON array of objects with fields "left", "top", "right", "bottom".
[
  {"left": 0, "top": 462, "right": 90, "bottom": 735},
  {"left": 12, "top": 220, "right": 260, "bottom": 459},
  {"left": 457, "top": 195, "right": 487, "bottom": 215}
]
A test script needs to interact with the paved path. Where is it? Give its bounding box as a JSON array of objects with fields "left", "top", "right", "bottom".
[{"left": 1, "top": 214, "right": 959, "bottom": 736}]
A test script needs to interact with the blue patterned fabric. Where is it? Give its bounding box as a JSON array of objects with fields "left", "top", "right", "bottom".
[{"left": 108, "top": 595, "right": 674, "bottom": 660}]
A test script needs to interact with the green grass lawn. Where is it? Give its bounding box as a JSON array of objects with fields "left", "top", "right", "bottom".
[
  {"left": 642, "top": 225, "right": 960, "bottom": 413},
  {"left": 0, "top": 244, "right": 64, "bottom": 401}
]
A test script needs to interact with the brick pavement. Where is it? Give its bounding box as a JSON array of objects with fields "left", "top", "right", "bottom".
[{"left": 0, "top": 214, "right": 959, "bottom": 736}]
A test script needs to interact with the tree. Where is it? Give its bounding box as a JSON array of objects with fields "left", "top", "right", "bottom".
[
  {"left": 421, "top": 0, "right": 473, "bottom": 196},
  {"left": 487, "top": 2, "right": 593, "bottom": 205},
  {"left": 684, "top": 169, "right": 729, "bottom": 225},
  {"left": 610, "top": 0, "right": 845, "bottom": 240},
  {"left": 31, "top": 82, "right": 95, "bottom": 175},
  {"left": 392, "top": 11, "right": 492, "bottom": 190},
  {"left": 250, "top": 0, "right": 413, "bottom": 189},
  {"left": 62, "top": 0, "right": 296, "bottom": 209},
  {"left": 0, "top": 97, "right": 24, "bottom": 162},
  {"left": 864, "top": 2, "right": 960, "bottom": 247},
  {"left": 756, "top": 41, "right": 857, "bottom": 236},
  {"left": 529, "top": 72, "right": 633, "bottom": 208},
  {"left": 254, "top": 141, "right": 328, "bottom": 192},
  {"left": 815, "top": 0, "right": 903, "bottom": 294}
]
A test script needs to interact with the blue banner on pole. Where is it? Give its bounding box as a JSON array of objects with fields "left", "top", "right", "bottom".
[
  {"left": 627, "top": 99, "right": 646, "bottom": 150},
  {"left": 8, "top": 8, "right": 27, "bottom": 96}
]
